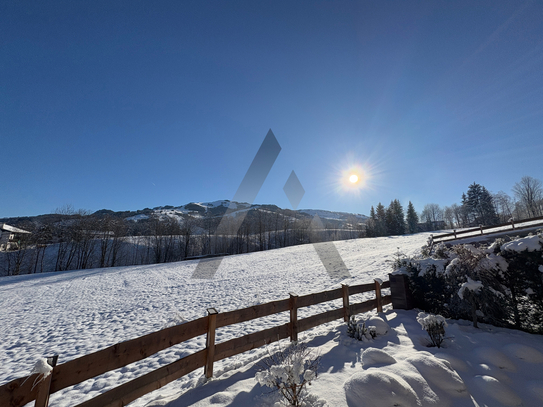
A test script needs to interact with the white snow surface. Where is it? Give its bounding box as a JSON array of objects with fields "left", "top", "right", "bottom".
[
  {"left": 501, "top": 235, "right": 543, "bottom": 252},
  {"left": 458, "top": 277, "right": 484, "bottom": 300},
  {"left": 2, "top": 231, "right": 543, "bottom": 407}
]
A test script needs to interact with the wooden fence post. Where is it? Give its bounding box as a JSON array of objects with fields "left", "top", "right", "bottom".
[
  {"left": 342, "top": 284, "right": 350, "bottom": 322},
  {"left": 453, "top": 229, "right": 457, "bottom": 239},
  {"left": 35, "top": 355, "right": 58, "bottom": 407},
  {"left": 289, "top": 293, "right": 298, "bottom": 342},
  {"left": 510, "top": 218, "right": 515, "bottom": 229},
  {"left": 389, "top": 273, "right": 415, "bottom": 310},
  {"left": 374, "top": 279, "right": 383, "bottom": 313},
  {"left": 479, "top": 224, "right": 484, "bottom": 235},
  {"left": 205, "top": 308, "right": 218, "bottom": 379}
]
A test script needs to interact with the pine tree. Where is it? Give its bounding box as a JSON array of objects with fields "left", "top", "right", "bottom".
[
  {"left": 463, "top": 183, "right": 499, "bottom": 226},
  {"left": 386, "top": 200, "right": 405, "bottom": 235},
  {"left": 366, "top": 206, "right": 376, "bottom": 237},
  {"left": 375, "top": 203, "right": 387, "bottom": 237},
  {"left": 406, "top": 201, "right": 419, "bottom": 234}
]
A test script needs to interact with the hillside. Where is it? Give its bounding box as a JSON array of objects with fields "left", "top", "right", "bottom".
[
  {"left": 0, "top": 200, "right": 368, "bottom": 230},
  {"left": 1, "top": 232, "right": 425, "bottom": 406},
  {"left": 3, "top": 231, "right": 543, "bottom": 407}
]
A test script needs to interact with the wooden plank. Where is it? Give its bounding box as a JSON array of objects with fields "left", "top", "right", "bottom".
[
  {"left": 348, "top": 283, "right": 375, "bottom": 295},
  {"left": 375, "top": 280, "right": 382, "bottom": 313},
  {"left": 351, "top": 299, "right": 377, "bottom": 315},
  {"left": 0, "top": 374, "right": 41, "bottom": 407},
  {"left": 382, "top": 295, "right": 392, "bottom": 307},
  {"left": 214, "top": 323, "right": 290, "bottom": 361},
  {"left": 50, "top": 316, "right": 207, "bottom": 394},
  {"left": 215, "top": 298, "right": 290, "bottom": 328},
  {"left": 35, "top": 356, "right": 58, "bottom": 407},
  {"left": 205, "top": 309, "right": 218, "bottom": 378},
  {"left": 342, "top": 284, "right": 350, "bottom": 322},
  {"left": 297, "top": 287, "right": 342, "bottom": 308},
  {"left": 74, "top": 350, "right": 206, "bottom": 407},
  {"left": 382, "top": 280, "right": 391, "bottom": 289},
  {"left": 290, "top": 293, "right": 298, "bottom": 342},
  {"left": 298, "top": 308, "right": 344, "bottom": 333}
]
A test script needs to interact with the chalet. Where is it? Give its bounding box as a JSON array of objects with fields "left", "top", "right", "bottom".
[{"left": 0, "top": 223, "right": 31, "bottom": 251}]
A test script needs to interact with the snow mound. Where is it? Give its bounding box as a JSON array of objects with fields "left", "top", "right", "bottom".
[
  {"left": 361, "top": 348, "right": 396, "bottom": 367},
  {"left": 501, "top": 235, "right": 542, "bottom": 252},
  {"left": 474, "top": 347, "right": 517, "bottom": 372},
  {"left": 406, "top": 352, "right": 467, "bottom": 395},
  {"left": 434, "top": 352, "right": 469, "bottom": 372},
  {"left": 209, "top": 392, "right": 233, "bottom": 404},
  {"left": 473, "top": 375, "right": 522, "bottom": 406},
  {"left": 527, "top": 380, "right": 543, "bottom": 402},
  {"left": 502, "top": 343, "right": 543, "bottom": 363},
  {"left": 365, "top": 316, "right": 389, "bottom": 336},
  {"left": 344, "top": 370, "right": 419, "bottom": 407}
]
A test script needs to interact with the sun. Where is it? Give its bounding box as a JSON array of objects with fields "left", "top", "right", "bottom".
[{"left": 349, "top": 174, "right": 359, "bottom": 184}]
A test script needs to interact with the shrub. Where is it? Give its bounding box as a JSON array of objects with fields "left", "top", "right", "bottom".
[
  {"left": 256, "top": 342, "right": 320, "bottom": 406},
  {"left": 395, "top": 232, "right": 543, "bottom": 333},
  {"left": 346, "top": 315, "right": 376, "bottom": 341},
  {"left": 416, "top": 312, "right": 447, "bottom": 348}
]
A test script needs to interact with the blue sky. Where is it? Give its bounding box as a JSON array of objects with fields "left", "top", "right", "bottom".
[{"left": 1, "top": 1, "right": 542, "bottom": 218}]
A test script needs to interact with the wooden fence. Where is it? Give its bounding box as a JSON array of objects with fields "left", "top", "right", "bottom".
[
  {"left": 431, "top": 215, "right": 543, "bottom": 244},
  {"left": 0, "top": 279, "right": 391, "bottom": 407}
]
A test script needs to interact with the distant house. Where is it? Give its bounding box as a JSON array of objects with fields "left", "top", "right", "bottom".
[{"left": 0, "top": 223, "right": 31, "bottom": 251}]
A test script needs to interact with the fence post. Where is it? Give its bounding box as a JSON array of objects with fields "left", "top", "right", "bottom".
[
  {"left": 289, "top": 293, "right": 298, "bottom": 342},
  {"left": 342, "top": 284, "right": 350, "bottom": 322},
  {"left": 374, "top": 279, "right": 383, "bottom": 313},
  {"left": 388, "top": 273, "right": 415, "bottom": 310},
  {"left": 479, "top": 224, "right": 484, "bottom": 235},
  {"left": 205, "top": 308, "right": 218, "bottom": 379},
  {"left": 34, "top": 355, "right": 58, "bottom": 407},
  {"left": 453, "top": 229, "right": 457, "bottom": 239},
  {"left": 510, "top": 218, "right": 515, "bottom": 229}
]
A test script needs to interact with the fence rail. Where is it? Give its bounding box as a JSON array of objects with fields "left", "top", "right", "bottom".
[
  {"left": 0, "top": 279, "right": 391, "bottom": 407},
  {"left": 432, "top": 215, "right": 543, "bottom": 244}
]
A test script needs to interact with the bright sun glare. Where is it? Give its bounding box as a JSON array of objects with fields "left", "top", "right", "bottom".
[{"left": 349, "top": 174, "right": 359, "bottom": 183}]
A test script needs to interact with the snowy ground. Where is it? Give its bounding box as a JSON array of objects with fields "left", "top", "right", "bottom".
[{"left": 2, "top": 231, "right": 543, "bottom": 407}]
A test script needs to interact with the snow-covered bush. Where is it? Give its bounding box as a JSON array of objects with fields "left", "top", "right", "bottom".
[
  {"left": 416, "top": 312, "right": 447, "bottom": 348},
  {"left": 394, "top": 232, "right": 543, "bottom": 333},
  {"left": 346, "top": 315, "right": 376, "bottom": 342},
  {"left": 256, "top": 342, "right": 320, "bottom": 406}
]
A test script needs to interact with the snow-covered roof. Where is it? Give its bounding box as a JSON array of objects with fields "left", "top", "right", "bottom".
[{"left": 0, "top": 223, "right": 31, "bottom": 234}]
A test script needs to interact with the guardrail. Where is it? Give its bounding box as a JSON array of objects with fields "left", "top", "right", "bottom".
[
  {"left": 431, "top": 215, "right": 543, "bottom": 244},
  {"left": 0, "top": 279, "right": 390, "bottom": 407}
]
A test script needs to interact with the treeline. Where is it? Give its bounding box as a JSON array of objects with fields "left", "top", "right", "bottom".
[
  {"left": 366, "top": 175, "right": 543, "bottom": 237},
  {"left": 0, "top": 206, "right": 364, "bottom": 276},
  {"left": 365, "top": 200, "right": 419, "bottom": 237},
  {"left": 422, "top": 176, "right": 543, "bottom": 229}
]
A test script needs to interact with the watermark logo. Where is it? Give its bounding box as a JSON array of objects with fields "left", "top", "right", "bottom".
[{"left": 191, "top": 129, "right": 351, "bottom": 280}]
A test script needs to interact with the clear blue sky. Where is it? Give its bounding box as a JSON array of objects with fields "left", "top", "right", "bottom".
[{"left": 2, "top": 1, "right": 542, "bottom": 218}]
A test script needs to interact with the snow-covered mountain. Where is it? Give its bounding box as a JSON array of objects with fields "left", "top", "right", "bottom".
[{"left": 122, "top": 200, "right": 368, "bottom": 226}]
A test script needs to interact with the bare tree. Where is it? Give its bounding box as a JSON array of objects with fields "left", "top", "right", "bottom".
[
  {"left": 493, "top": 191, "right": 515, "bottom": 223},
  {"left": 512, "top": 176, "right": 543, "bottom": 218}
]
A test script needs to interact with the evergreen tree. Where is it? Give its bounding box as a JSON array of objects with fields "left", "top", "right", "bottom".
[
  {"left": 386, "top": 200, "right": 405, "bottom": 235},
  {"left": 375, "top": 203, "right": 387, "bottom": 237},
  {"left": 406, "top": 201, "right": 419, "bottom": 234},
  {"left": 366, "top": 206, "right": 376, "bottom": 237},
  {"left": 463, "top": 183, "right": 499, "bottom": 226}
]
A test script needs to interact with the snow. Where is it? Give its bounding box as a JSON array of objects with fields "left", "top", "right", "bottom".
[
  {"left": 30, "top": 358, "right": 53, "bottom": 377},
  {"left": 2, "top": 231, "right": 543, "bottom": 407},
  {"left": 416, "top": 312, "right": 448, "bottom": 331},
  {"left": 458, "top": 277, "right": 484, "bottom": 300},
  {"left": 501, "top": 235, "right": 543, "bottom": 252}
]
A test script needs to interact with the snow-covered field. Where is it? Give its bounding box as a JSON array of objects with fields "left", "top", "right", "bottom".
[{"left": 2, "top": 231, "right": 543, "bottom": 407}]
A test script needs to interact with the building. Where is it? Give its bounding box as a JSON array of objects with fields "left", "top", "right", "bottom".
[{"left": 0, "top": 223, "right": 32, "bottom": 251}]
